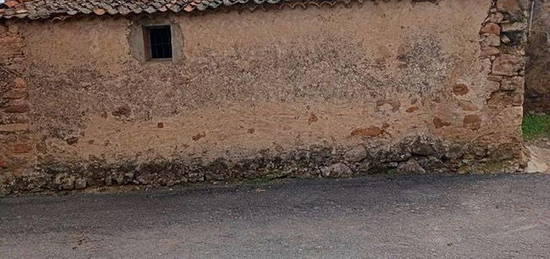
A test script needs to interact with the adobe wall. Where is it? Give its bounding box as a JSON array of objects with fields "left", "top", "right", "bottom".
[
  {"left": 0, "top": 0, "right": 530, "bottom": 194},
  {"left": 525, "top": 0, "right": 550, "bottom": 113}
]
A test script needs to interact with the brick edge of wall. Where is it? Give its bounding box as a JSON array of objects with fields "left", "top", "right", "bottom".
[{"left": 0, "top": 21, "right": 36, "bottom": 194}]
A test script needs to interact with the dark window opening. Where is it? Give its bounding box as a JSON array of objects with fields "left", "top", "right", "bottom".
[{"left": 145, "top": 25, "right": 172, "bottom": 60}]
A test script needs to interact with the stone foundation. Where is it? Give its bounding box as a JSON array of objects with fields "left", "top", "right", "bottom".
[{"left": 2, "top": 135, "right": 523, "bottom": 194}]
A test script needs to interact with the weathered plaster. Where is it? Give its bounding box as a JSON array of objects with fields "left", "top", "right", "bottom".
[{"left": 0, "top": 0, "right": 530, "bottom": 194}]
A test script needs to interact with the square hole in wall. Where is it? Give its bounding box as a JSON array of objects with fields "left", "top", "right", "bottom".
[{"left": 144, "top": 25, "right": 172, "bottom": 60}]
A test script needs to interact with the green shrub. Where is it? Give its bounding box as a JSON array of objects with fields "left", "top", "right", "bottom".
[{"left": 522, "top": 114, "right": 550, "bottom": 141}]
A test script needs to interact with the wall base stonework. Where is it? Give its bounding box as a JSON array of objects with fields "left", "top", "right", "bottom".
[
  {"left": 2, "top": 136, "right": 524, "bottom": 194},
  {"left": 0, "top": 0, "right": 531, "bottom": 195}
]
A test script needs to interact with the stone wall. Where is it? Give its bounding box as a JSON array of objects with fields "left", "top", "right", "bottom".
[
  {"left": 525, "top": 0, "right": 550, "bottom": 113},
  {"left": 0, "top": 0, "right": 531, "bottom": 195}
]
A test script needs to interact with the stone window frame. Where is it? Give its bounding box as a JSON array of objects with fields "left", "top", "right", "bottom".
[
  {"left": 143, "top": 24, "right": 173, "bottom": 61},
  {"left": 129, "top": 17, "right": 184, "bottom": 64}
]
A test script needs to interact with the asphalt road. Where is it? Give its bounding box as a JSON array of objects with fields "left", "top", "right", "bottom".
[{"left": 1, "top": 174, "right": 549, "bottom": 258}]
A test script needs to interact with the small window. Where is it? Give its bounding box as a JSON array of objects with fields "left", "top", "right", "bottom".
[{"left": 144, "top": 25, "right": 172, "bottom": 60}]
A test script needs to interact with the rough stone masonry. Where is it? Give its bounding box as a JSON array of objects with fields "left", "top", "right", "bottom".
[
  {"left": 525, "top": 0, "right": 550, "bottom": 113},
  {"left": 0, "top": 0, "right": 531, "bottom": 195}
]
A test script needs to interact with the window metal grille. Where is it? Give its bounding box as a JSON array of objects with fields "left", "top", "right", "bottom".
[{"left": 145, "top": 25, "right": 172, "bottom": 60}]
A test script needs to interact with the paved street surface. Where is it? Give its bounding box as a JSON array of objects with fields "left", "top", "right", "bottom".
[{"left": 1, "top": 174, "right": 549, "bottom": 258}]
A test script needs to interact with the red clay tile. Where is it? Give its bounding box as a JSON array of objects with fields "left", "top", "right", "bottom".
[{"left": 0, "top": 0, "right": 370, "bottom": 20}]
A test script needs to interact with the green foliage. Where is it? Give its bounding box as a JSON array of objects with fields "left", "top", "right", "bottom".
[{"left": 523, "top": 114, "right": 550, "bottom": 141}]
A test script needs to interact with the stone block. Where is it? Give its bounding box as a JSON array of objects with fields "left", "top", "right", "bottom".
[
  {"left": 75, "top": 178, "right": 87, "bottom": 190},
  {"left": 501, "top": 22, "right": 527, "bottom": 32},
  {"left": 496, "top": 0, "right": 522, "bottom": 14},
  {"left": 480, "top": 23, "right": 501, "bottom": 35},
  {"left": 488, "top": 12, "right": 504, "bottom": 23},
  {"left": 492, "top": 54, "right": 524, "bottom": 76},
  {"left": 54, "top": 174, "right": 75, "bottom": 190},
  {"left": 320, "top": 163, "right": 353, "bottom": 178},
  {"left": 512, "top": 91, "right": 524, "bottom": 106},
  {"left": 397, "top": 160, "right": 426, "bottom": 174},
  {"left": 480, "top": 46, "right": 501, "bottom": 57},
  {"left": 482, "top": 34, "right": 501, "bottom": 47},
  {"left": 501, "top": 76, "right": 525, "bottom": 91},
  {"left": 344, "top": 145, "right": 367, "bottom": 163}
]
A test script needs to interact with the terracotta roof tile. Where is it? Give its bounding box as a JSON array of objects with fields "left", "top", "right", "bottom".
[{"left": 0, "top": 0, "right": 374, "bottom": 20}]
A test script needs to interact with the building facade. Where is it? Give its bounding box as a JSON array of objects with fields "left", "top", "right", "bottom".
[{"left": 0, "top": 0, "right": 531, "bottom": 194}]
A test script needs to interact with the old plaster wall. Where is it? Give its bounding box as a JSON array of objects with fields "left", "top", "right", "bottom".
[{"left": 0, "top": 0, "right": 530, "bottom": 193}]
